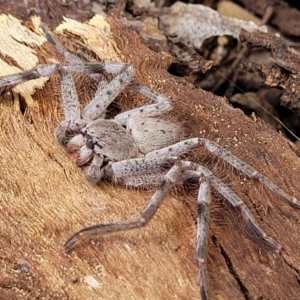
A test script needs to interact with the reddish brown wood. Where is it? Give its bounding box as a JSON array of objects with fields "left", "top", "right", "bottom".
[{"left": 0, "top": 15, "right": 299, "bottom": 299}]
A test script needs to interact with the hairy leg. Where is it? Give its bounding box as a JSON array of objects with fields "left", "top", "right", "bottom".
[
  {"left": 115, "top": 83, "right": 173, "bottom": 125},
  {"left": 196, "top": 175, "right": 211, "bottom": 300},
  {"left": 107, "top": 155, "right": 282, "bottom": 253},
  {"left": 81, "top": 65, "right": 136, "bottom": 121},
  {"left": 182, "top": 162, "right": 282, "bottom": 252},
  {"left": 146, "top": 137, "right": 299, "bottom": 209},
  {"left": 62, "top": 161, "right": 182, "bottom": 252},
  {"left": 64, "top": 150, "right": 283, "bottom": 253},
  {"left": 199, "top": 138, "right": 300, "bottom": 208},
  {"left": 62, "top": 156, "right": 283, "bottom": 299}
]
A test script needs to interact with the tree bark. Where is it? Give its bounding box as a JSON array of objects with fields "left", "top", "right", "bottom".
[{"left": 0, "top": 14, "right": 300, "bottom": 300}]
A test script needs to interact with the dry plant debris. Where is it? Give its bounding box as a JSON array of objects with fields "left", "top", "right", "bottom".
[
  {"left": 158, "top": 2, "right": 267, "bottom": 49},
  {"left": 237, "top": 0, "right": 300, "bottom": 36},
  {"left": 0, "top": 12, "right": 300, "bottom": 300},
  {"left": 240, "top": 29, "right": 300, "bottom": 116}
]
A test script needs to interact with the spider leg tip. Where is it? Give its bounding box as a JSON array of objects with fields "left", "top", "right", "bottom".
[
  {"left": 277, "top": 244, "right": 283, "bottom": 254},
  {"left": 62, "top": 236, "right": 80, "bottom": 253},
  {"left": 269, "top": 240, "right": 282, "bottom": 254},
  {"left": 291, "top": 197, "right": 300, "bottom": 209},
  {"left": 61, "top": 242, "right": 74, "bottom": 253}
]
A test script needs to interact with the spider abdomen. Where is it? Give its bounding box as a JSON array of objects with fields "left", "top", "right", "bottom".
[{"left": 127, "top": 117, "right": 184, "bottom": 154}]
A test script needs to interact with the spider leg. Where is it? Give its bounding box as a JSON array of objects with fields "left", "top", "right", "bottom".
[
  {"left": 81, "top": 65, "right": 136, "bottom": 120},
  {"left": 55, "top": 66, "right": 84, "bottom": 146},
  {"left": 181, "top": 163, "right": 283, "bottom": 300},
  {"left": 57, "top": 63, "right": 136, "bottom": 146},
  {"left": 115, "top": 83, "right": 173, "bottom": 125},
  {"left": 0, "top": 62, "right": 107, "bottom": 90},
  {"left": 199, "top": 138, "right": 300, "bottom": 209},
  {"left": 41, "top": 24, "right": 129, "bottom": 75},
  {"left": 0, "top": 64, "right": 59, "bottom": 87},
  {"left": 41, "top": 27, "right": 174, "bottom": 125},
  {"left": 63, "top": 155, "right": 283, "bottom": 300},
  {"left": 40, "top": 23, "right": 84, "bottom": 64},
  {"left": 96, "top": 134, "right": 289, "bottom": 253},
  {"left": 62, "top": 160, "right": 182, "bottom": 252},
  {"left": 80, "top": 131, "right": 291, "bottom": 253},
  {"left": 145, "top": 138, "right": 200, "bottom": 159},
  {"left": 146, "top": 137, "right": 300, "bottom": 209},
  {"left": 183, "top": 165, "right": 281, "bottom": 300},
  {"left": 104, "top": 156, "right": 177, "bottom": 179},
  {"left": 197, "top": 175, "right": 211, "bottom": 300},
  {"left": 0, "top": 24, "right": 129, "bottom": 90},
  {"left": 182, "top": 162, "right": 282, "bottom": 253},
  {"left": 107, "top": 156, "right": 282, "bottom": 253},
  {"left": 59, "top": 67, "right": 81, "bottom": 121}
]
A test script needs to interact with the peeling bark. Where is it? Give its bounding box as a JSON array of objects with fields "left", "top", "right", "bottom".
[{"left": 240, "top": 29, "right": 300, "bottom": 116}]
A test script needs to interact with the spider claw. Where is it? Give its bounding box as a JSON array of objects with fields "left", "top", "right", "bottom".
[
  {"left": 62, "top": 233, "right": 81, "bottom": 253},
  {"left": 264, "top": 237, "right": 282, "bottom": 254}
]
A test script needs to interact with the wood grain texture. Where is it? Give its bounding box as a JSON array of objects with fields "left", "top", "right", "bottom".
[{"left": 0, "top": 15, "right": 300, "bottom": 300}]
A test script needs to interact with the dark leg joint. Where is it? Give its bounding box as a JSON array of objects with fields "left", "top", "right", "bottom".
[{"left": 137, "top": 218, "right": 147, "bottom": 227}]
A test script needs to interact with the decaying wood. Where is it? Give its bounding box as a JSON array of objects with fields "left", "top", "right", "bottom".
[
  {"left": 1, "top": 14, "right": 300, "bottom": 300},
  {"left": 240, "top": 29, "right": 300, "bottom": 116},
  {"left": 237, "top": 0, "right": 300, "bottom": 36}
]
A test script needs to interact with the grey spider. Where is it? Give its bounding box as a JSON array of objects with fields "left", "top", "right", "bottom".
[{"left": 1, "top": 28, "right": 299, "bottom": 300}]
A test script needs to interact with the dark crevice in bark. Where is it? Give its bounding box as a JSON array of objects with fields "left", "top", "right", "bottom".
[
  {"left": 213, "top": 236, "right": 250, "bottom": 300},
  {"left": 281, "top": 254, "right": 300, "bottom": 286}
]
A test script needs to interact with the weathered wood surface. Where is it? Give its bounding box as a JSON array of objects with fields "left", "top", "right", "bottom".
[{"left": 0, "top": 14, "right": 300, "bottom": 299}]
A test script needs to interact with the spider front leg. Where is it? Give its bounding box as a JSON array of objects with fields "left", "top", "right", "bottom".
[
  {"left": 80, "top": 64, "right": 136, "bottom": 121},
  {"left": 57, "top": 62, "right": 136, "bottom": 155},
  {"left": 55, "top": 66, "right": 83, "bottom": 147},
  {"left": 0, "top": 64, "right": 59, "bottom": 87},
  {"left": 41, "top": 24, "right": 128, "bottom": 75},
  {"left": 41, "top": 26, "right": 179, "bottom": 158}
]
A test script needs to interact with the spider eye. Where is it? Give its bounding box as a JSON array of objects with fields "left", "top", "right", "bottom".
[{"left": 86, "top": 137, "right": 95, "bottom": 149}]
